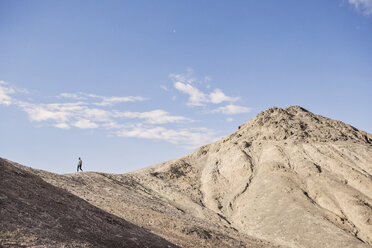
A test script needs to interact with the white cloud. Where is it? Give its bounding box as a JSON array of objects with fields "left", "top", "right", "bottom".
[
  {"left": 102, "top": 121, "right": 122, "bottom": 129},
  {"left": 174, "top": 82, "right": 208, "bottom": 106},
  {"left": 209, "top": 89, "right": 239, "bottom": 104},
  {"left": 16, "top": 97, "right": 192, "bottom": 133},
  {"left": 213, "top": 104, "right": 252, "bottom": 115},
  {"left": 17, "top": 100, "right": 107, "bottom": 130},
  {"left": 94, "top": 96, "right": 145, "bottom": 106},
  {"left": 58, "top": 93, "right": 86, "bottom": 100},
  {"left": 18, "top": 101, "right": 118, "bottom": 130},
  {"left": 54, "top": 122, "right": 70, "bottom": 129},
  {"left": 0, "top": 81, "right": 15, "bottom": 106},
  {"left": 117, "top": 125, "right": 216, "bottom": 148},
  {"left": 226, "top": 117, "right": 234, "bottom": 122},
  {"left": 170, "top": 72, "right": 242, "bottom": 107},
  {"left": 173, "top": 82, "right": 239, "bottom": 107},
  {"left": 19, "top": 102, "right": 74, "bottom": 123},
  {"left": 7, "top": 85, "right": 205, "bottom": 147},
  {"left": 114, "top": 109, "right": 191, "bottom": 124},
  {"left": 0, "top": 79, "right": 233, "bottom": 148},
  {"left": 73, "top": 119, "right": 99, "bottom": 129},
  {"left": 59, "top": 92, "right": 145, "bottom": 106},
  {"left": 348, "top": 0, "right": 372, "bottom": 15},
  {"left": 83, "top": 108, "right": 111, "bottom": 122}
]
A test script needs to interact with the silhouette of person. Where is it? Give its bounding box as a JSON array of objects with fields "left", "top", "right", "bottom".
[{"left": 77, "top": 157, "right": 83, "bottom": 172}]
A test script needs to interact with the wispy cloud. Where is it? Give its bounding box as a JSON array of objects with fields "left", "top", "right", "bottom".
[
  {"left": 73, "top": 119, "right": 100, "bottom": 129},
  {"left": 18, "top": 101, "right": 191, "bottom": 129},
  {"left": 209, "top": 89, "right": 239, "bottom": 104},
  {"left": 17, "top": 101, "right": 104, "bottom": 129},
  {"left": 1, "top": 80, "right": 216, "bottom": 148},
  {"left": 58, "top": 93, "right": 86, "bottom": 100},
  {"left": 0, "top": 81, "right": 16, "bottom": 106},
  {"left": 117, "top": 125, "right": 216, "bottom": 148},
  {"left": 174, "top": 81, "right": 208, "bottom": 106},
  {"left": 169, "top": 71, "right": 252, "bottom": 116},
  {"left": 93, "top": 95, "right": 145, "bottom": 106},
  {"left": 171, "top": 73, "right": 240, "bottom": 107},
  {"left": 114, "top": 109, "right": 192, "bottom": 124},
  {"left": 348, "top": 0, "right": 372, "bottom": 15},
  {"left": 213, "top": 104, "right": 252, "bottom": 115},
  {"left": 59, "top": 92, "right": 145, "bottom": 106}
]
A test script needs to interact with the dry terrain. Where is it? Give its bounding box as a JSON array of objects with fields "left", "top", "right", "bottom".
[
  {"left": 0, "top": 158, "right": 178, "bottom": 248},
  {"left": 1, "top": 106, "right": 372, "bottom": 247}
]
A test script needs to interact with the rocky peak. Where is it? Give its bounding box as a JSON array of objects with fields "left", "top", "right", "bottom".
[{"left": 236, "top": 106, "right": 372, "bottom": 144}]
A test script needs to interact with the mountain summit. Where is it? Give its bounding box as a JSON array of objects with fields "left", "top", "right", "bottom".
[
  {"left": 239, "top": 105, "right": 371, "bottom": 143},
  {"left": 1, "top": 106, "right": 371, "bottom": 248},
  {"left": 129, "top": 105, "right": 372, "bottom": 247}
]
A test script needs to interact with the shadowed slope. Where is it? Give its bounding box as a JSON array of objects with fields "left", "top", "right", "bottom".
[
  {"left": 22, "top": 164, "right": 278, "bottom": 248},
  {"left": 0, "top": 158, "right": 178, "bottom": 248}
]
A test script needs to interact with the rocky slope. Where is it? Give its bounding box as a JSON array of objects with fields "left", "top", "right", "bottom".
[
  {"left": 128, "top": 106, "right": 372, "bottom": 248},
  {"left": 11, "top": 161, "right": 276, "bottom": 248},
  {"left": 0, "top": 158, "right": 178, "bottom": 248},
  {"left": 1, "top": 105, "right": 371, "bottom": 248}
]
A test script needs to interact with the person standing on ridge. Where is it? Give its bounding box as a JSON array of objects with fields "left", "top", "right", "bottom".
[{"left": 77, "top": 157, "right": 83, "bottom": 172}]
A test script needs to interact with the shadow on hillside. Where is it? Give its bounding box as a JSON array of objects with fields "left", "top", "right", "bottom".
[{"left": 0, "top": 158, "right": 178, "bottom": 248}]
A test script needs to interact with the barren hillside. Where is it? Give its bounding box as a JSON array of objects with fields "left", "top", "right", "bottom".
[
  {"left": 12, "top": 162, "right": 276, "bottom": 248},
  {"left": 0, "top": 159, "right": 178, "bottom": 248},
  {"left": 1, "top": 106, "right": 371, "bottom": 248},
  {"left": 128, "top": 106, "right": 372, "bottom": 247}
]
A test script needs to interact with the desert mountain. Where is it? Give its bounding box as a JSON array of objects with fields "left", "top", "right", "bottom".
[
  {"left": 127, "top": 105, "right": 372, "bottom": 248},
  {"left": 1, "top": 105, "right": 372, "bottom": 248}
]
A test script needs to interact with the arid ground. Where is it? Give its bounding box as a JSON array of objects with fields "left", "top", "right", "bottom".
[{"left": 1, "top": 106, "right": 371, "bottom": 248}]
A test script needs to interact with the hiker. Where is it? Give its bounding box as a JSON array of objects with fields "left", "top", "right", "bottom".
[{"left": 77, "top": 157, "right": 83, "bottom": 172}]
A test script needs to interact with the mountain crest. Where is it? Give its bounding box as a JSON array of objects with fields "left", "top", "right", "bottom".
[
  {"left": 130, "top": 105, "right": 372, "bottom": 247},
  {"left": 237, "top": 105, "right": 372, "bottom": 144}
]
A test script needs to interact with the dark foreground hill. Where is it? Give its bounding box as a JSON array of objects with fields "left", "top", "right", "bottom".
[{"left": 0, "top": 158, "right": 178, "bottom": 248}]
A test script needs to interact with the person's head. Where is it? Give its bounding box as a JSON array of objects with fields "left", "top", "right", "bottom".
[{"left": 78, "top": 157, "right": 81, "bottom": 160}]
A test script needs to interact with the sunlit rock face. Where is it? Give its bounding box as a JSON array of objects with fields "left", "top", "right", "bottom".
[{"left": 130, "top": 106, "right": 372, "bottom": 248}]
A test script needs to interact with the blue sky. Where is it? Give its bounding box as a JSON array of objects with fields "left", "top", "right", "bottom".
[{"left": 1, "top": 0, "right": 371, "bottom": 174}]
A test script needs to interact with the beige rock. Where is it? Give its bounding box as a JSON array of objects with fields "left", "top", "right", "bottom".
[
  {"left": 2, "top": 105, "right": 371, "bottom": 248},
  {"left": 128, "top": 106, "right": 372, "bottom": 247}
]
